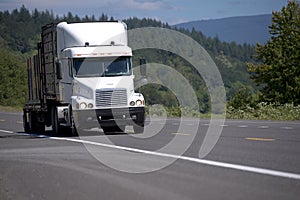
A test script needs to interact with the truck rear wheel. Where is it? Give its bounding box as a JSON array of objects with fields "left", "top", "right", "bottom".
[
  {"left": 29, "top": 111, "right": 45, "bottom": 133},
  {"left": 23, "top": 111, "right": 30, "bottom": 132}
]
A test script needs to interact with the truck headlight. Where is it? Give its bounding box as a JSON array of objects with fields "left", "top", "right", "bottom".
[
  {"left": 130, "top": 101, "right": 135, "bottom": 106},
  {"left": 80, "top": 102, "right": 87, "bottom": 109},
  {"left": 136, "top": 99, "right": 142, "bottom": 106}
]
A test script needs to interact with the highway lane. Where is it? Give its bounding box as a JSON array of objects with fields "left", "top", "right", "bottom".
[{"left": 0, "top": 111, "right": 300, "bottom": 200}]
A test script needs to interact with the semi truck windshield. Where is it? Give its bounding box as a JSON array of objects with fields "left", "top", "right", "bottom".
[{"left": 73, "top": 57, "right": 131, "bottom": 77}]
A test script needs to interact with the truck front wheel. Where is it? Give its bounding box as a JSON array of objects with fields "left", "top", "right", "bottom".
[
  {"left": 132, "top": 111, "right": 145, "bottom": 134},
  {"left": 133, "top": 124, "right": 144, "bottom": 134},
  {"left": 102, "top": 125, "right": 125, "bottom": 134}
]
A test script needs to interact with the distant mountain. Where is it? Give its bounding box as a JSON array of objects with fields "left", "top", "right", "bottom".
[{"left": 175, "top": 14, "right": 272, "bottom": 45}]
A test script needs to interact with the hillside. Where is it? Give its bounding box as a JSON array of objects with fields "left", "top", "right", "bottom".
[{"left": 175, "top": 14, "right": 272, "bottom": 45}]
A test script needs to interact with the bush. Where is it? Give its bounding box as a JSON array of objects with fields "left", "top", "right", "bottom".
[{"left": 226, "top": 103, "right": 300, "bottom": 120}]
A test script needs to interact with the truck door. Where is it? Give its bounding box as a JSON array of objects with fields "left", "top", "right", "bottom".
[{"left": 60, "top": 59, "right": 73, "bottom": 103}]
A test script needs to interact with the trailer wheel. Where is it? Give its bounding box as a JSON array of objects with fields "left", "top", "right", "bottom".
[
  {"left": 29, "top": 111, "right": 45, "bottom": 133},
  {"left": 23, "top": 111, "right": 30, "bottom": 133}
]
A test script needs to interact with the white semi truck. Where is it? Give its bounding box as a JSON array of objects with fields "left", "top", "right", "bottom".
[{"left": 23, "top": 21, "right": 146, "bottom": 135}]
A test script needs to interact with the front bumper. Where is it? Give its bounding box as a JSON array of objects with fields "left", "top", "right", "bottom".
[{"left": 73, "top": 107, "right": 145, "bottom": 129}]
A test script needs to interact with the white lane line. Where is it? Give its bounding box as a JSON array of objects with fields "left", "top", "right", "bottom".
[
  {"left": 0, "top": 129, "right": 14, "bottom": 133},
  {"left": 171, "top": 132, "right": 191, "bottom": 136},
  {"left": 48, "top": 136, "right": 300, "bottom": 180},
  {"left": 50, "top": 136, "right": 300, "bottom": 180},
  {"left": 3, "top": 129, "right": 300, "bottom": 180}
]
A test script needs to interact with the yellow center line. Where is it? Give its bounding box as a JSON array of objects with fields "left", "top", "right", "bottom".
[
  {"left": 245, "top": 137, "right": 275, "bottom": 141},
  {"left": 171, "top": 132, "right": 191, "bottom": 136},
  {"left": 16, "top": 121, "right": 23, "bottom": 124},
  {"left": 126, "top": 130, "right": 135, "bottom": 134}
]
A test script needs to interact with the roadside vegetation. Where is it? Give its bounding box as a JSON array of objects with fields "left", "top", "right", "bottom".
[
  {"left": 227, "top": 103, "right": 300, "bottom": 120},
  {"left": 146, "top": 103, "right": 300, "bottom": 120},
  {"left": 228, "top": 1, "right": 300, "bottom": 120}
]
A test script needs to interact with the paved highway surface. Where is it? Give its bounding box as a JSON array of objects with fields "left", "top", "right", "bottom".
[{"left": 0, "top": 111, "right": 300, "bottom": 200}]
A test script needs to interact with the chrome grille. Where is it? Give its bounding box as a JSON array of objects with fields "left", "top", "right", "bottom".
[{"left": 96, "top": 89, "right": 127, "bottom": 107}]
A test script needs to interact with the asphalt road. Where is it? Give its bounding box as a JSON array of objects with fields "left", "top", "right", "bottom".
[{"left": 0, "top": 111, "right": 300, "bottom": 200}]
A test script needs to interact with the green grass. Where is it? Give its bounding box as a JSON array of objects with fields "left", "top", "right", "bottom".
[{"left": 0, "top": 105, "right": 22, "bottom": 113}]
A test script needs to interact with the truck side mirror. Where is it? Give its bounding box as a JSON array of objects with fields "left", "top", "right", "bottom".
[
  {"left": 56, "top": 61, "right": 62, "bottom": 80},
  {"left": 140, "top": 58, "right": 147, "bottom": 77}
]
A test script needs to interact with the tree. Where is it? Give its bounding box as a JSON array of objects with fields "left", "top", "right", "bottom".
[
  {"left": 247, "top": 1, "right": 300, "bottom": 105},
  {"left": 0, "top": 47, "right": 27, "bottom": 106}
]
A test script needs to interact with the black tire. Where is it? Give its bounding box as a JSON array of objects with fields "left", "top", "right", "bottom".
[
  {"left": 69, "top": 109, "right": 78, "bottom": 136},
  {"left": 133, "top": 112, "right": 145, "bottom": 134},
  {"left": 23, "top": 111, "right": 30, "bottom": 133},
  {"left": 64, "top": 123, "right": 78, "bottom": 136},
  {"left": 51, "top": 106, "right": 62, "bottom": 135},
  {"left": 103, "top": 125, "right": 125, "bottom": 134},
  {"left": 133, "top": 124, "right": 144, "bottom": 134},
  {"left": 29, "top": 111, "right": 45, "bottom": 133},
  {"left": 71, "top": 126, "right": 78, "bottom": 136}
]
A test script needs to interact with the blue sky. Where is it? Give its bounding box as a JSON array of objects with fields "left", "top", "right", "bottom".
[{"left": 0, "top": 0, "right": 288, "bottom": 24}]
